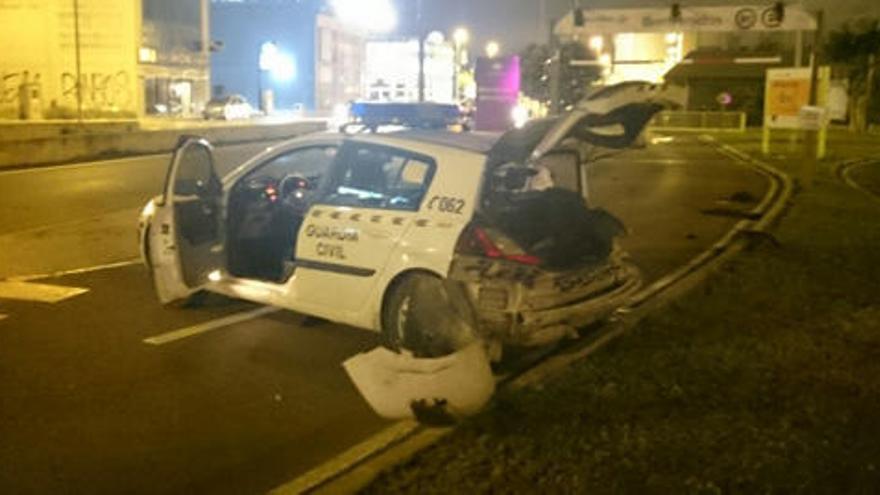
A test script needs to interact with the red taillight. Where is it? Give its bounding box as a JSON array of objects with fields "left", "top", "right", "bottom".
[
  {"left": 472, "top": 227, "right": 503, "bottom": 258},
  {"left": 503, "top": 253, "right": 542, "bottom": 265},
  {"left": 460, "top": 226, "right": 542, "bottom": 266}
]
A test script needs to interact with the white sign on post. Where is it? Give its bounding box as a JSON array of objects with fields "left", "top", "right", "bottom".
[{"left": 798, "top": 106, "right": 828, "bottom": 131}]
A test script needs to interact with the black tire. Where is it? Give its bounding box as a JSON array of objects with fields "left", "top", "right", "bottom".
[
  {"left": 381, "top": 273, "right": 476, "bottom": 358},
  {"left": 162, "top": 290, "right": 208, "bottom": 309}
]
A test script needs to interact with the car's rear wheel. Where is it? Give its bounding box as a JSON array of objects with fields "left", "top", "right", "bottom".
[{"left": 381, "top": 273, "right": 476, "bottom": 358}]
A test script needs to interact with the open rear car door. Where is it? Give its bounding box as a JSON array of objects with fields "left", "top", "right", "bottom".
[{"left": 147, "top": 137, "right": 225, "bottom": 304}]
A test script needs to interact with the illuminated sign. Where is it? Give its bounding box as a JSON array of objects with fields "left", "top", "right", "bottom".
[
  {"left": 555, "top": 5, "right": 817, "bottom": 36},
  {"left": 764, "top": 67, "right": 831, "bottom": 130}
]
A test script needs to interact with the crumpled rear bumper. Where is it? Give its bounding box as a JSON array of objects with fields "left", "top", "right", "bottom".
[
  {"left": 506, "top": 263, "right": 640, "bottom": 345},
  {"left": 451, "top": 253, "right": 641, "bottom": 347}
]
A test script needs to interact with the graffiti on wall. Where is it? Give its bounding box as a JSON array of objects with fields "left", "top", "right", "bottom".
[
  {"left": 0, "top": 70, "right": 42, "bottom": 118},
  {"left": 0, "top": 69, "right": 134, "bottom": 119},
  {"left": 61, "top": 71, "right": 133, "bottom": 110},
  {"left": 1, "top": 71, "right": 38, "bottom": 104}
]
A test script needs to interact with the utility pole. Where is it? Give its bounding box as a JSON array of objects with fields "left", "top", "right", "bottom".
[
  {"left": 538, "top": 0, "right": 548, "bottom": 43},
  {"left": 865, "top": 54, "right": 877, "bottom": 132},
  {"left": 73, "top": 0, "right": 84, "bottom": 124},
  {"left": 549, "top": 48, "right": 561, "bottom": 115},
  {"left": 804, "top": 9, "right": 825, "bottom": 185},
  {"left": 417, "top": 0, "right": 426, "bottom": 102}
]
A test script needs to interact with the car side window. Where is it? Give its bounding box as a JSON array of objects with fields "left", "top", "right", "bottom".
[
  {"left": 244, "top": 146, "right": 338, "bottom": 189},
  {"left": 320, "top": 143, "right": 436, "bottom": 211},
  {"left": 172, "top": 144, "right": 216, "bottom": 197}
]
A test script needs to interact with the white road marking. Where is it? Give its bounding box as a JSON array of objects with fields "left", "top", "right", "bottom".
[
  {"left": 143, "top": 306, "right": 281, "bottom": 346},
  {"left": 0, "top": 281, "right": 89, "bottom": 303},
  {"left": 270, "top": 420, "right": 420, "bottom": 495},
  {"left": 9, "top": 259, "right": 141, "bottom": 283}
]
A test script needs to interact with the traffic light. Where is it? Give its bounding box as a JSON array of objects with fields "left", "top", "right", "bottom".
[
  {"left": 574, "top": 8, "right": 584, "bottom": 27},
  {"left": 670, "top": 3, "right": 681, "bottom": 22}
]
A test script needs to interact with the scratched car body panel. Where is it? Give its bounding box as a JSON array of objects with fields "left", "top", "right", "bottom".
[{"left": 138, "top": 82, "right": 668, "bottom": 350}]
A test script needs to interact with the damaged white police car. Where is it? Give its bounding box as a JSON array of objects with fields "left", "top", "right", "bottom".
[{"left": 139, "top": 83, "right": 669, "bottom": 358}]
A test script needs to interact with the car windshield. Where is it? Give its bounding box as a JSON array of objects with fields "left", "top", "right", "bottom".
[{"left": 1, "top": 1, "right": 877, "bottom": 494}]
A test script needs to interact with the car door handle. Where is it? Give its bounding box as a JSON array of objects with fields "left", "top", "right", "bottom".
[{"left": 364, "top": 228, "right": 391, "bottom": 239}]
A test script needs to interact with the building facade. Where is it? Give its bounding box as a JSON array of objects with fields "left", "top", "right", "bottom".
[
  {"left": 363, "top": 36, "right": 455, "bottom": 104},
  {"left": 0, "top": 0, "right": 140, "bottom": 120},
  {"left": 0, "top": 0, "right": 211, "bottom": 120},
  {"left": 140, "top": 0, "right": 211, "bottom": 117},
  {"left": 315, "top": 12, "right": 364, "bottom": 111}
]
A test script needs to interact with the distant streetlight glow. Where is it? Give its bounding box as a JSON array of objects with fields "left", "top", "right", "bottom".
[
  {"left": 485, "top": 40, "right": 500, "bottom": 58},
  {"left": 332, "top": 0, "right": 397, "bottom": 33},
  {"left": 512, "top": 105, "right": 529, "bottom": 128},
  {"left": 426, "top": 31, "right": 445, "bottom": 45},
  {"left": 260, "top": 41, "right": 296, "bottom": 82},
  {"left": 589, "top": 35, "right": 604, "bottom": 52},
  {"left": 453, "top": 27, "right": 470, "bottom": 46},
  {"left": 271, "top": 53, "right": 296, "bottom": 82}
]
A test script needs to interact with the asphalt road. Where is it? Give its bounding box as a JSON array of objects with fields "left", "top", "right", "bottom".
[
  {"left": 0, "top": 134, "right": 769, "bottom": 494},
  {"left": 0, "top": 142, "right": 276, "bottom": 279}
]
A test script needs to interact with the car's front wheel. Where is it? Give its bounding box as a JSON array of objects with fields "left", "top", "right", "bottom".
[{"left": 381, "top": 273, "right": 476, "bottom": 358}]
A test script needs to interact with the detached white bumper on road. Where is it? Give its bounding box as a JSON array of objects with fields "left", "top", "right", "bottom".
[{"left": 344, "top": 342, "right": 495, "bottom": 421}]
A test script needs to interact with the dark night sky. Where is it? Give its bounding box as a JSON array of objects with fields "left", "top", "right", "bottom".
[{"left": 398, "top": 0, "right": 880, "bottom": 54}]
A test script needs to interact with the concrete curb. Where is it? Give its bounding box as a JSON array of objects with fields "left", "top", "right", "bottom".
[
  {"left": 280, "top": 138, "right": 794, "bottom": 495},
  {"left": 0, "top": 120, "right": 327, "bottom": 170},
  {"left": 837, "top": 159, "right": 880, "bottom": 202}
]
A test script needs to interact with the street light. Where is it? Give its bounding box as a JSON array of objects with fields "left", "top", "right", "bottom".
[
  {"left": 453, "top": 27, "right": 470, "bottom": 47},
  {"left": 258, "top": 41, "right": 296, "bottom": 113},
  {"left": 486, "top": 41, "right": 500, "bottom": 59}
]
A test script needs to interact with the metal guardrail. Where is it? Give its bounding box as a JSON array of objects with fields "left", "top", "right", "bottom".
[{"left": 649, "top": 111, "right": 747, "bottom": 133}]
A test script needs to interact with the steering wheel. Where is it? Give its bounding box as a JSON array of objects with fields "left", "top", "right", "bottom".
[{"left": 278, "top": 174, "right": 312, "bottom": 214}]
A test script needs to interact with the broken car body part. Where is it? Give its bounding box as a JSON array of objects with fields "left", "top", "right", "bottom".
[{"left": 343, "top": 342, "right": 495, "bottom": 421}]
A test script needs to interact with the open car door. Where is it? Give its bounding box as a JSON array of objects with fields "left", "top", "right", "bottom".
[{"left": 147, "top": 137, "right": 225, "bottom": 304}]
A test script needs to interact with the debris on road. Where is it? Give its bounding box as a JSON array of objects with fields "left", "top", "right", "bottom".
[{"left": 343, "top": 341, "right": 495, "bottom": 422}]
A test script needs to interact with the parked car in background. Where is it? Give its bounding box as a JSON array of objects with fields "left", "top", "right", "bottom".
[{"left": 202, "top": 94, "right": 254, "bottom": 120}]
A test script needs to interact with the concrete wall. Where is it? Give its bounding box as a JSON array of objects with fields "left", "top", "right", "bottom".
[
  {"left": 0, "top": 121, "right": 326, "bottom": 169},
  {"left": 140, "top": 0, "right": 211, "bottom": 117},
  {"left": 0, "top": 0, "right": 139, "bottom": 120}
]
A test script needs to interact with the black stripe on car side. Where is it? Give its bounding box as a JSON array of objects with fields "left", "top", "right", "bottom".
[{"left": 295, "top": 259, "right": 376, "bottom": 277}]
